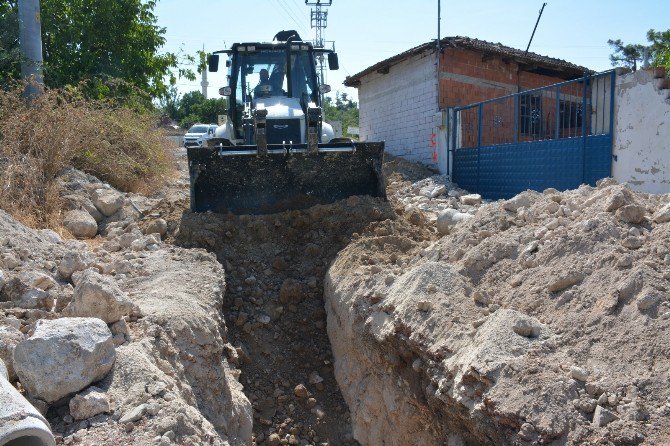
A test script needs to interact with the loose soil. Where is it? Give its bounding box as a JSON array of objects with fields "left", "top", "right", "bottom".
[{"left": 143, "top": 154, "right": 434, "bottom": 445}]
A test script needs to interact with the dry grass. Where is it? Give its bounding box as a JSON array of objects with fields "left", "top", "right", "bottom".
[{"left": 0, "top": 85, "right": 175, "bottom": 227}]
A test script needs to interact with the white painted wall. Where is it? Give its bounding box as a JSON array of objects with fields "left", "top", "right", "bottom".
[
  {"left": 612, "top": 70, "right": 670, "bottom": 194},
  {"left": 357, "top": 51, "right": 439, "bottom": 167}
]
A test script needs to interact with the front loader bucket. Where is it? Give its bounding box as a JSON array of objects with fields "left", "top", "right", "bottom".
[{"left": 187, "top": 142, "right": 385, "bottom": 214}]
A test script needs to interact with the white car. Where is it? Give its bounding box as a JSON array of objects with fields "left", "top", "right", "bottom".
[{"left": 183, "top": 124, "right": 218, "bottom": 148}]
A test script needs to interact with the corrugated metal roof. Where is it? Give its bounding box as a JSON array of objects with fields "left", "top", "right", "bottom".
[{"left": 344, "top": 36, "right": 594, "bottom": 87}]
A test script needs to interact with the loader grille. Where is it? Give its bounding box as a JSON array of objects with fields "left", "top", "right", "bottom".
[{"left": 266, "top": 119, "right": 301, "bottom": 145}]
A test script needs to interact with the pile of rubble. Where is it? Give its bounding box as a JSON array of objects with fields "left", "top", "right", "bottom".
[
  {"left": 389, "top": 174, "right": 486, "bottom": 234},
  {"left": 326, "top": 179, "right": 670, "bottom": 445},
  {"left": 4, "top": 146, "right": 670, "bottom": 446},
  {"left": 0, "top": 169, "right": 251, "bottom": 445}
]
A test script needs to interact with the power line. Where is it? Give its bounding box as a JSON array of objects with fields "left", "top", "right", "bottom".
[
  {"left": 280, "top": 0, "right": 309, "bottom": 29},
  {"left": 268, "top": 0, "right": 295, "bottom": 29},
  {"left": 284, "top": 0, "right": 303, "bottom": 17},
  {"left": 280, "top": 0, "right": 310, "bottom": 35},
  {"left": 270, "top": 0, "right": 309, "bottom": 35},
  {"left": 289, "top": 0, "right": 308, "bottom": 20}
]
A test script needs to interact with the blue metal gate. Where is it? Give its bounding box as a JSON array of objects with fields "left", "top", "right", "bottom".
[{"left": 451, "top": 70, "right": 615, "bottom": 199}]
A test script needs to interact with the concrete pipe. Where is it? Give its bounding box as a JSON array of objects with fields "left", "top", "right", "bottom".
[{"left": 0, "top": 359, "right": 55, "bottom": 446}]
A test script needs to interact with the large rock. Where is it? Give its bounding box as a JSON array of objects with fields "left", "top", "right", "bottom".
[
  {"left": 13, "top": 317, "right": 115, "bottom": 403},
  {"left": 145, "top": 218, "right": 168, "bottom": 237},
  {"left": 0, "top": 276, "right": 50, "bottom": 310},
  {"left": 64, "top": 270, "right": 136, "bottom": 323},
  {"left": 63, "top": 210, "right": 98, "bottom": 239},
  {"left": 460, "top": 194, "right": 482, "bottom": 206},
  {"left": 82, "top": 200, "right": 105, "bottom": 223},
  {"left": 653, "top": 202, "right": 670, "bottom": 223},
  {"left": 19, "top": 271, "right": 57, "bottom": 291},
  {"left": 420, "top": 184, "right": 447, "bottom": 199},
  {"left": 616, "top": 204, "right": 647, "bottom": 224},
  {"left": 0, "top": 324, "right": 24, "bottom": 381},
  {"left": 58, "top": 251, "right": 91, "bottom": 281},
  {"left": 62, "top": 194, "right": 104, "bottom": 222},
  {"left": 592, "top": 405, "right": 618, "bottom": 427},
  {"left": 118, "top": 230, "right": 143, "bottom": 249},
  {"left": 91, "top": 188, "right": 124, "bottom": 217},
  {"left": 436, "top": 209, "right": 473, "bottom": 235},
  {"left": 503, "top": 192, "right": 534, "bottom": 212},
  {"left": 604, "top": 188, "right": 633, "bottom": 212},
  {"left": 69, "top": 386, "right": 110, "bottom": 420}
]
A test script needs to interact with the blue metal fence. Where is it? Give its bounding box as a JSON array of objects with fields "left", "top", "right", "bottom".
[{"left": 451, "top": 70, "right": 616, "bottom": 199}]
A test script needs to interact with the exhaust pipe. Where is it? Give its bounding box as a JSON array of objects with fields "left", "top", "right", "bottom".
[{"left": 0, "top": 359, "right": 56, "bottom": 446}]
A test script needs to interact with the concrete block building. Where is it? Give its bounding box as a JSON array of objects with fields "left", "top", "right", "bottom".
[{"left": 344, "top": 36, "right": 590, "bottom": 168}]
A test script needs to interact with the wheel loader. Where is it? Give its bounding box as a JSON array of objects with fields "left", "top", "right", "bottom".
[{"left": 187, "top": 30, "right": 385, "bottom": 214}]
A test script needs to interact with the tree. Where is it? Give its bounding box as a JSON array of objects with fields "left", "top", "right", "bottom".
[
  {"left": 0, "top": 1, "right": 21, "bottom": 87},
  {"left": 0, "top": 0, "right": 192, "bottom": 99},
  {"left": 607, "top": 39, "right": 645, "bottom": 71},
  {"left": 177, "top": 91, "right": 206, "bottom": 121},
  {"left": 159, "top": 90, "right": 228, "bottom": 128},
  {"left": 158, "top": 85, "right": 180, "bottom": 121},
  {"left": 324, "top": 91, "right": 359, "bottom": 138},
  {"left": 647, "top": 29, "right": 670, "bottom": 71},
  {"left": 608, "top": 28, "right": 670, "bottom": 73},
  {"left": 192, "top": 97, "right": 227, "bottom": 124}
]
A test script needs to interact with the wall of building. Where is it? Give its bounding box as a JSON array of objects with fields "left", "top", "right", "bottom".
[
  {"left": 612, "top": 69, "right": 670, "bottom": 194},
  {"left": 356, "top": 46, "right": 582, "bottom": 171},
  {"left": 357, "top": 51, "right": 439, "bottom": 167},
  {"left": 438, "top": 47, "right": 569, "bottom": 108}
]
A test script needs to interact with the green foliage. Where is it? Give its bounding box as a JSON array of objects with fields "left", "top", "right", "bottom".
[
  {"left": 647, "top": 29, "right": 670, "bottom": 72},
  {"left": 607, "top": 39, "right": 645, "bottom": 71},
  {"left": 0, "top": 0, "right": 194, "bottom": 100},
  {"left": 324, "top": 92, "right": 359, "bottom": 138},
  {"left": 158, "top": 85, "right": 180, "bottom": 122},
  {"left": 160, "top": 90, "right": 228, "bottom": 128},
  {"left": 0, "top": 1, "right": 21, "bottom": 87},
  {"left": 178, "top": 91, "right": 207, "bottom": 120},
  {"left": 179, "top": 113, "right": 203, "bottom": 129},
  {"left": 192, "top": 97, "right": 228, "bottom": 124},
  {"left": 64, "top": 77, "right": 154, "bottom": 113},
  {"left": 608, "top": 28, "right": 670, "bottom": 73}
]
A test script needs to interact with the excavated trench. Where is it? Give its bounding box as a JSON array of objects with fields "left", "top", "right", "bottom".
[{"left": 174, "top": 196, "right": 400, "bottom": 445}]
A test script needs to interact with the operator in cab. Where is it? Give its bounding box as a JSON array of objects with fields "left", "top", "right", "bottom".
[{"left": 254, "top": 69, "right": 272, "bottom": 99}]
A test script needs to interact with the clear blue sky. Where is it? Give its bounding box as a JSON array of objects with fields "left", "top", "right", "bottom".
[{"left": 155, "top": 0, "right": 670, "bottom": 101}]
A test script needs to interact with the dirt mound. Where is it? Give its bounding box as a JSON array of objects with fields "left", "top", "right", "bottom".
[
  {"left": 1, "top": 199, "right": 251, "bottom": 445},
  {"left": 326, "top": 180, "right": 670, "bottom": 445},
  {"left": 176, "top": 195, "right": 431, "bottom": 445}
]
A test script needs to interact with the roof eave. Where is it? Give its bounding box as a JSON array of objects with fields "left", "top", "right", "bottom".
[{"left": 343, "top": 36, "right": 593, "bottom": 87}]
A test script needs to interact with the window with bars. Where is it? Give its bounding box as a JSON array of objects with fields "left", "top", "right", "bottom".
[
  {"left": 518, "top": 93, "right": 542, "bottom": 137},
  {"left": 559, "top": 100, "right": 583, "bottom": 130}
]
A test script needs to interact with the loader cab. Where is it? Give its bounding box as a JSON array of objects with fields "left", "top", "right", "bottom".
[
  {"left": 210, "top": 36, "right": 337, "bottom": 142},
  {"left": 229, "top": 44, "right": 319, "bottom": 140}
]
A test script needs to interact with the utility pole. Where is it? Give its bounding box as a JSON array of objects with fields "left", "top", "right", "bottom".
[
  {"left": 305, "top": 0, "right": 332, "bottom": 86},
  {"left": 437, "top": 0, "right": 441, "bottom": 52},
  {"left": 306, "top": 0, "right": 332, "bottom": 114},
  {"left": 525, "top": 2, "right": 547, "bottom": 55},
  {"left": 18, "top": 0, "right": 45, "bottom": 97},
  {"left": 436, "top": 0, "right": 441, "bottom": 108},
  {"left": 201, "top": 44, "right": 209, "bottom": 99}
]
